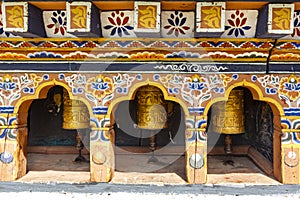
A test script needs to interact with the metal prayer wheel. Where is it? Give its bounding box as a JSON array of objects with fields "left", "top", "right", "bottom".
[
  {"left": 136, "top": 85, "right": 167, "bottom": 163},
  {"left": 211, "top": 89, "right": 245, "bottom": 154},
  {"left": 136, "top": 85, "right": 167, "bottom": 130},
  {"left": 62, "top": 89, "right": 90, "bottom": 130},
  {"left": 211, "top": 89, "right": 245, "bottom": 134},
  {"left": 62, "top": 89, "right": 89, "bottom": 162}
]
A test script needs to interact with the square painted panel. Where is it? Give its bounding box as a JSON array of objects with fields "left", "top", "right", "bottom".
[
  {"left": 161, "top": 11, "right": 194, "bottom": 38},
  {"left": 134, "top": 1, "right": 161, "bottom": 33},
  {"left": 67, "top": 2, "right": 91, "bottom": 32},
  {"left": 101, "top": 11, "right": 136, "bottom": 38},
  {"left": 221, "top": 10, "right": 258, "bottom": 38},
  {"left": 66, "top": 1, "right": 101, "bottom": 37},
  {"left": 0, "top": 9, "right": 19, "bottom": 37},
  {"left": 196, "top": 2, "right": 225, "bottom": 33},
  {"left": 1, "top": 2, "right": 45, "bottom": 37},
  {"left": 2, "top": 2, "right": 28, "bottom": 32},
  {"left": 268, "top": 4, "right": 294, "bottom": 34},
  {"left": 43, "top": 11, "right": 75, "bottom": 38}
]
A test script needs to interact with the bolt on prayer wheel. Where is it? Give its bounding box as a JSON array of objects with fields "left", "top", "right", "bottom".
[{"left": 136, "top": 85, "right": 167, "bottom": 130}]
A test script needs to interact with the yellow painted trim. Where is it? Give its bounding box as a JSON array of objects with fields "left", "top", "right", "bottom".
[
  {"left": 0, "top": 47, "right": 271, "bottom": 52},
  {"left": 0, "top": 57, "right": 270, "bottom": 63},
  {"left": 107, "top": 80, "right": 190, "bottom": 118},
  {"left": 0, "top": 140, "right": 18, "bottom": 145},
  {"left": 281, "top": 144, "right": 300, "bottom": 148},
  {"left": 0, "top": 125, "right": 19, "bottom": 129},
  {"left": 282, "top": 116, "right": 300, "bottom": 120},
  {"left": 203, "top": 79, "right": 284, "bottom": 116},
  {"left": 282, "top": 129, "right": 300, "bottom": 133},
  {"left": 14, "top": 79, "right": 93, "bottom": 116},
  {"left": 0, "top": 37, "right": 275, "bottom": 43},
  {"left": 186, "top": 128, "right": 206, "bottom": 131},
  {"left": 91, "top": 127, "right": 110, "bottom": 131}
]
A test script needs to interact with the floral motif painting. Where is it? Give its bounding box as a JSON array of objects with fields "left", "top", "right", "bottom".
[
  {"left": 221, "top": 10, "right": 258, "bottom": 38},
  {"left": 282, "top": 11, "right": 300, "bottom": 39},
  {"left": 101, "top": 11, "right": 136, "bottom": 38},
  {"left": 43, "top": 11, "right": 74, "bottom": 38},
  {"left": 161, "top": 11, "right": 194, "bottom": 38}
]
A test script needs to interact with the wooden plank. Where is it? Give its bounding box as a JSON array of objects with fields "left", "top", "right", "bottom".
[
  {"left": 248, "top": 146, "right": 273, "bottom": 176},
  {"left": 208, "top": 145, "right": 250, "bottom": 156}
]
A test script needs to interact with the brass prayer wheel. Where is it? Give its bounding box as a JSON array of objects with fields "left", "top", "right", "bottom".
[
  {"left": 211, "top": 89, "right": 245, "bottom": 134},
  {"left": 136, "top": 85, "right": 167, "bottom": 130},
  {"left": 62, "top": 89, "right": 90, "bottom": 130}
]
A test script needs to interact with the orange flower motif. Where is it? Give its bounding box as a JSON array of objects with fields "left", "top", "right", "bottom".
[
  {"left": 86, "top": 75, "right": 114, "bottom": 100},
  {"left": 278, "top": 75, "right": 300, "bottom": 101},
  {"left": 220, "top": 74, "right": 233, "bottom": 87},
  {"left": 188, "top": 75, "right": 208, "bottom": 95}
]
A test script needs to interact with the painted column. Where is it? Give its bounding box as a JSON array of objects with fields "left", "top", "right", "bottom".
[
  {"left": 281, "top": 116, "right": 300, "bottom": 184},
  {"left": 90, "top": 114, "right": 113, "bottom": 182},
  {"left": 0, "top": 112, "right": 27, "bottom": 181},
  {"left": 185, "top": 114, "right": 207, "bottom": 183}
]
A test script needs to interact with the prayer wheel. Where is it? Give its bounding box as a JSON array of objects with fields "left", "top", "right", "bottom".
[
  {"left": 136, "top": 85, "right": 167, "bottom": 162},
  {"left": 136, "top": 85, "right": 167, "bottom": 130},
  {"left": 210, "top": 89, "right": 245, "bottom": 154},
  {"left": 62, "top": 89, "right": 90, "bottom": 130},
  {"left": 211, "top": 89, "right": 245, "bottom": 134},
  {"left": 62, "top": 89, "right": 89, "bottom": 162}
]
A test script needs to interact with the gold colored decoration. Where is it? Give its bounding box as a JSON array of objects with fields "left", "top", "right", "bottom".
[
  {"left": 136, "top": 86, "right": 167, "bottom": 130},
  {"left": 70, "top": 5, "right": 87, "bottom": 29},
  {"left": 138, "top": 5, "right": 157, "bottom": 29},
  {"left": 211, "top": 90, "right": 245, "bottom": 134},
  {"left": 272, "top": 8, "right": 291, "bottom": 30},
  {"left": 5, "top": 6, "right": 24, "bottom": 29},
  {"left": 62, "top": 89, "right": 90, "bottom": 130},
  {"left": 211, "top": 89, "right": 245, "bottom": 154},
  {"left": 201, "top": 6, "right": 221, "bottom": 29}
]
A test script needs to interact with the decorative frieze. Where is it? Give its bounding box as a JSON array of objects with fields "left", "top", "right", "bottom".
[{"left": 1, "top": 2, "right": 45, "bottom": 37}]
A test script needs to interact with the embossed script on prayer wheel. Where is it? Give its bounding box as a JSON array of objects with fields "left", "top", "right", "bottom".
[
  {"left": 211, "top": 90, "right": 245, "bottom": 134},
  {"left": 62, "top": 89, "right": 90, "bottom": 130},
  {"left": 136, "top": 86, "right": 167, "bottom": 130}
]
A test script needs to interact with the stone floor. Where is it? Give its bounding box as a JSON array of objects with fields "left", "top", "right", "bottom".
[
  {"left": 16, "top": 153, "right": 280, "bottom": 185},
  {"left": 17, "top": 154, "right": 90, "bottom": 183}
]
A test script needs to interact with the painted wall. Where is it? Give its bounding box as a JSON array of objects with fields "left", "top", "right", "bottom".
[{"left": 0, "top": 1, "right": 300, "bottom": 184}]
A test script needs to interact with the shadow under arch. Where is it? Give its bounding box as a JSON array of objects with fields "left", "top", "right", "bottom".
[
  {"left": 107, "top": 80, "right": 189, "bottom": 118},
  {"left": 109, "top": 81, "right": 187, "bottom": 182},
  {"left": 15, "top": 80, "right": 93, "bottom": 116},
  {"left": 205, "top": 81, "right": 283, "bottom": 183},
  {"left": 15, "top": 81, "right": 92, "bottom": 182},
  {"left": 203, "top": 80, "right": 284, "bottom": 117}
]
